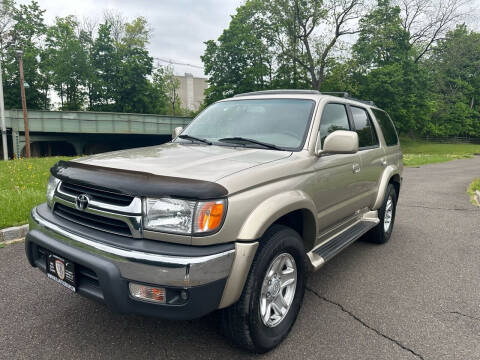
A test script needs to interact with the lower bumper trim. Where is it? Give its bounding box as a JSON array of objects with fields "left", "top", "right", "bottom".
[{"left": 26, "top": 214, "right": 229, "bottom": 319}]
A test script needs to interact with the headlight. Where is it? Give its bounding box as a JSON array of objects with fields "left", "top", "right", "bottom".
[
  {"left": 143, "top": 198, "right": 226, "bottom": 235},
  {"left": 46, "top": 175, "right": 60, "bottom": 208},
  {"left": 144, "top": 198, "right": 195, "bottom": 234}
]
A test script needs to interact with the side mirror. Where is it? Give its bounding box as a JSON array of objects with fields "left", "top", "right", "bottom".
[
  {"left": 173, "top": 126, "right": 183, "bottom": 138},
  {"left": 316, "top": 130, "right": 358, "bottom": 155}
]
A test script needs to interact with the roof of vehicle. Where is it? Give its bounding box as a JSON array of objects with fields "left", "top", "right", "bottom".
[{"left": 231, "top": 89, "right": 376, "bottom": 107}]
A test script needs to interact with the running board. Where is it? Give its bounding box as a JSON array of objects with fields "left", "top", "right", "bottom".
[{"left": 307, "top": 216, "right": 379, "bottom": 271}]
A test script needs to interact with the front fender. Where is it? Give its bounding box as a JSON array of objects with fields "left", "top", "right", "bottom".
[
  {"left": 372, "top": 165, "right": 400, "bottom": 210},
  {"left": 237, "top": 190, "right": 317, "bottom": 240}
]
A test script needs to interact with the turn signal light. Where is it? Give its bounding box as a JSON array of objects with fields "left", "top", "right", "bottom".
[
  {"left": 129, "top": 283, "right": 166, "bottom": 304},
  {"left": 194, "top": 201, "right": 225, "bottom": 233}
]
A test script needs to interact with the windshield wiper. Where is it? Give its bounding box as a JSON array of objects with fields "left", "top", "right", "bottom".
[
  {"left": 218, "top": 137, "right": 282, "bottom": 150},
  {"left": 178, "top": 134, "right": 212, "bottom": 145}
]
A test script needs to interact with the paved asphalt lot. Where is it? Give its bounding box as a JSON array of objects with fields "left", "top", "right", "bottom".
[{"left": 1, "top": 157, "right": 479, "bottom": 359}]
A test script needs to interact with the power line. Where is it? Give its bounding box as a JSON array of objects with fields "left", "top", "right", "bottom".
[{"left": 154, "top": 57, "right": 204, "bottom": 70}]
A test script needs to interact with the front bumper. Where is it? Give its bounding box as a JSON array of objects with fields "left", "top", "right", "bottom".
[{"left": 25, "top": 204, "right": 236, "bottom": 320}]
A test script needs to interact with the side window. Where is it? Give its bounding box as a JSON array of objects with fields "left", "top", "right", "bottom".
[
  {"left": 319, "top": 103, "right": 350, "bottom": 146},
  {"left": 371, "top": 109, "right": 399, "bottom": 146},
  {"left": 350, "top": 106, "right": 379, "bottom": 148}
]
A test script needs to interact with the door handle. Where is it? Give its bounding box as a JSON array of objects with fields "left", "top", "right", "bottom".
[
  {"left": 381, "top": 158, "right": 387, "bottom": 167},
  {"left": 352, "top": 163, "right": 361, "bottom": 174}
]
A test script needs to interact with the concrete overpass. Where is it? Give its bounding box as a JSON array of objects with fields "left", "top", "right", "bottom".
[{"left": 1, "top": 110, "right": 192, "bottom": 158}]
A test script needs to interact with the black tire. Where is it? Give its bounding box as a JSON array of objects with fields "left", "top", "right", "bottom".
[
  {"left": 366, "top": 183, "right": 397, "bottom": 244},
  {"left": 220, "top": 225, "right": 307, "bottom": 353}
]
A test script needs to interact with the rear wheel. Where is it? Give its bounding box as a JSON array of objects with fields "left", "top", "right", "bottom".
[
  {"left": 220, "top": 225, "right": 307, "bottom": 353},
  {"left": 367, "top": 183, "right": 397, "bottom": 244}
]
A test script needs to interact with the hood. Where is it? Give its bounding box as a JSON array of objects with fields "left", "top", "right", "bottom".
[{"left": 74, "top": 142, "right": 292, "bottom": 182}]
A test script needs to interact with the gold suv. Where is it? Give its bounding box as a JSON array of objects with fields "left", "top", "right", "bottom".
[{"left": 25, "top": 90, "right": 402, "bottom": 353}]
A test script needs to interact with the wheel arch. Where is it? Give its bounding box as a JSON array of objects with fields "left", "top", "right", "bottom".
[
  {"left": 237, "top": 190, "right": 317, "bottom": 252},
  {"left": 372, "top": 165, "right": 401, "bottom": 210}
]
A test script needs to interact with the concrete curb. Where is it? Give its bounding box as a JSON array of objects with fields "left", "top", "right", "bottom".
[
  {"left": 0, "top": 237, "right": 25, "bottom": 247},
  {"left": 0, "top": 224, "right": 29, "bottom": 242}
]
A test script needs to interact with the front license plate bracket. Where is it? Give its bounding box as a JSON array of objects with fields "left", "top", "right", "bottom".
[{"left": 46, "top": 253, "right": 76, "bottom": 292}]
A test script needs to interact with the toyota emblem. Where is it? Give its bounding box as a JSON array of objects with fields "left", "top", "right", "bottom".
[{"left": 75, "top": 194, "right": 90, "bottom": 210}]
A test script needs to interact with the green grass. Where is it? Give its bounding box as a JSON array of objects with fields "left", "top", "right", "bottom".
[
  {"left": 0, "top": 157, "right": 73, "bottom": 229},
  {"left": 401, "top": 138, "right": 480, "bottom": 167},
  {"left": 467, "top": 178, "right": 480, "bottom": 206}
]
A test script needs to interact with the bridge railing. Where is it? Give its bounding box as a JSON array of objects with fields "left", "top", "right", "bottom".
[
  {"left": 5, "top": 109, "right": 192, "bottom": 135},
  {"left": 4, "top": 110, "right": 193, "bottom": 158}
]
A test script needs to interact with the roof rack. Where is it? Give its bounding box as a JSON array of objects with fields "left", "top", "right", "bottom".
[
  {"left": 320, "top": 91, "right": 375, "bottom": 106},
  {"left": 234, "top": 89, "right": 321, "bottom": 97}
]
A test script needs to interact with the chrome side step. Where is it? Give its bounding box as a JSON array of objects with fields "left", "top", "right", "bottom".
[{"left": 307, "top": 212, "right": 379, "bottom": 271}]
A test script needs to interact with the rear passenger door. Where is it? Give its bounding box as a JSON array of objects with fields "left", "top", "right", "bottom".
[{"left": 348, "top": 105, "right": 385, "bottom": 208}]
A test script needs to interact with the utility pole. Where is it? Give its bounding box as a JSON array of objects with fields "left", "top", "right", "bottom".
[
  {"left": 16, "top": 50, "right": 30, "bottom": 158},
  {"left": 0, "top": 56, "right": 7, "bottom": 160},
  {"left": 0, "top": 0, "right": 8, "bottom": 160}
]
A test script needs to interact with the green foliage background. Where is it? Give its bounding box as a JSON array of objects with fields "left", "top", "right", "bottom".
[
  {"left": 0, "top": 1, "right": 188, "bottom": 116},
  {"left": 201, "top": 0, "right": 480, "bottom": 137}
]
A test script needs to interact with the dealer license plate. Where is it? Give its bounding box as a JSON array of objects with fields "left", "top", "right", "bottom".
[{"left": 46, "top": 253, "right": 76, "bottom": 292}]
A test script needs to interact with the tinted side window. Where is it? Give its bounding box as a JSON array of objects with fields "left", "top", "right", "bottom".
[
  {"left": 371, "top": 109, "right": 398, "bottom": 146},
  {"left": 350, "top": 106, "right": 379, "bottom": 148},
  {"left": 319, "top": 103, "right": 350, "bottom": 146}
]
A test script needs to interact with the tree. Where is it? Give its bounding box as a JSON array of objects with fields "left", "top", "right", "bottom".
[
  {"left": 353, "top": 0, "right": 434, "bottom": 134},
  {"left": 78, "top": 17, "right": 98, "bottom": 110},
  {"left": 396, "top": 0, "right": 471, "bottom": 62},
  {"left": 162, "top": 66, "right": 181, "bottom": 115},
  {"left": 89, "top": 22, "right": 119, "bottom": 110},
  {"left": 0, "top": 0, "right": 15, "bottom": 54},
  {"left": 89, "top": 16, "right": 154, "bottom": 113},
  {"left": 113, "top": 16, "right": 153, "bottom": 113},
  {"left": 428, "top": 25, "right": 480, "bottom": 135},
  {"left": 353, "top": 0, "right": 411, "bottom": 68},
  {"left": 202, "top": 0, "right": 274, "bottom": 104},
  {"left": 2, "top": 0, "right": 47, "bottom": 109},
  {"left": 268, "top": 0, "right": 364, "bottom": 90},
  {"left": 148, "top": 66, "right": 169, "bottom": 114},
  {"left": 44, "top": 16, "right": 89, "bottom": 110}
]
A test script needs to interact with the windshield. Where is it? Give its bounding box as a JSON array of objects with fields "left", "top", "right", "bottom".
[{"left": 177, "top": 98, "right": 316, "bottom": 150}]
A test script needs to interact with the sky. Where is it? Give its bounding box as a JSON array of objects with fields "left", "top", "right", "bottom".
[
  {"left": 17, "top": 0, "right": 243, "bottom": 77},
  {"left": 15, "top": 0, "right": 480, "bottom": 79}
]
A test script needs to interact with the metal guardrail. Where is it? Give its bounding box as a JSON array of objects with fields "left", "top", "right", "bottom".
[{"left": 422, "top": 136, "right": 480, "bottom": 144}]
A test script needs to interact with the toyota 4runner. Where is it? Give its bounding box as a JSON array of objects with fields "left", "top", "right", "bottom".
[{"left": 25, "top": 90, "right": 402, "bottom": 353}]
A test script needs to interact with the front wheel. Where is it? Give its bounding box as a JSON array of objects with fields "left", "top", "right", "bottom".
[{"left": 220, "top": 225, "right": 307, "bottom": 353}]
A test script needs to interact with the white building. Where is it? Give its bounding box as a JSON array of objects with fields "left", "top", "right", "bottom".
[{"left": 175, "top": 73, "right": 208, "bottom": 111}]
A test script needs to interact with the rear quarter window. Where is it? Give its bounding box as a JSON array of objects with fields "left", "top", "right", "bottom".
[{"left": 371, "top": 109, "right": 399, "bottom": 146}]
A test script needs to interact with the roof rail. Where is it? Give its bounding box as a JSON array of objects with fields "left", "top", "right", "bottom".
[
  {"left": 232, "top": 89, "right": 375, "bottom": 105},
  {"left": 320, "top": 91, "right": 375, "bottom": 106},
  {"left": 234, "top": 89, "right": 321, "bottom": 97},
  {"left": 321, "top": 92, "right": 350, "bottom": 97}
]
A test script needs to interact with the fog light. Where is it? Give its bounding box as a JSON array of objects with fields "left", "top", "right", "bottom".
[{"left": 129, "top": 283, "right": 166, "bottom": 304}]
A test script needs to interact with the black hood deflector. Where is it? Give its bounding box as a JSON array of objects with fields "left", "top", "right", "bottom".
[{"left": 51, "top": 160, "right": 228, "bottom": 200}]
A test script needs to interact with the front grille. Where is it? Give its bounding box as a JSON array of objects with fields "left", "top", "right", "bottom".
[
  {"left": 53, "top": 203, "right": 132, "bottom": 237},
  {"left": 59, "top": 182, "right": 133, "bottom": 206}
]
